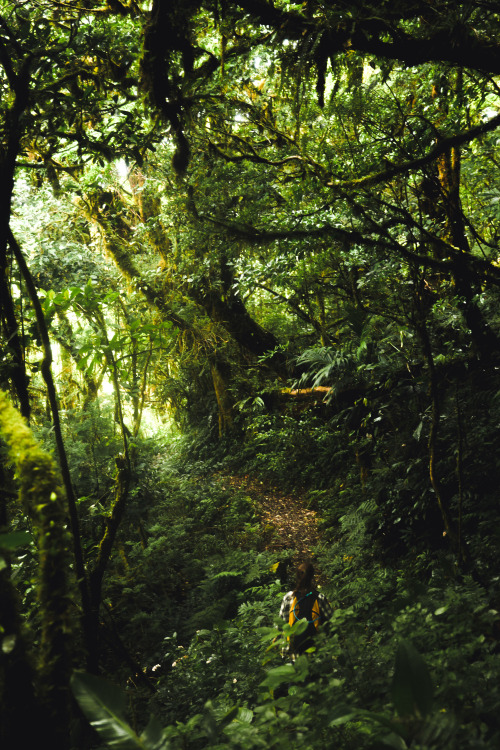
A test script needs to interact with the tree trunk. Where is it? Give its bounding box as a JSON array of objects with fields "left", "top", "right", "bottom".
[
  {"left": 433, "top": 70, "right": 500, "bottom": 358},
  {"left": 211, "top": 358, "right": 236, "bottom": 436},
  {"left": 190, "top": 252, "right": 288, "bottom": 379},
  {"left": 0, "top": 546, "right": 41, "bottom": 748},
  {"left": 0, "top": 391, "right": 75, "bottom": 749}
]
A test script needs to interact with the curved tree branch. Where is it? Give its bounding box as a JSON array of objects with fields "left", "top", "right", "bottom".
[
  {"left": 234, "top": 0, "right": 500, "bottom": 75},
  {"left": 200, "top": 208, "right": 500, "bottom": 289},
  {"left": 327, "top": 113, "right": 500, "bottom": 190}
]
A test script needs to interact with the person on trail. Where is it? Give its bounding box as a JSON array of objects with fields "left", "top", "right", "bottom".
[{"left": 279, "top": 561, "right": 332, "bottom": 657}]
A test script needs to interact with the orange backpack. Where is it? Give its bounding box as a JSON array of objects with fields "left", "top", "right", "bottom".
[{"left": 288, "top": 591, "right": 321, "bottom": 653}]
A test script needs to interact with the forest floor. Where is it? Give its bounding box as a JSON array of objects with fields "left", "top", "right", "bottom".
[{"left": 215, "top": 473, "right": 327, "bottom": 584}]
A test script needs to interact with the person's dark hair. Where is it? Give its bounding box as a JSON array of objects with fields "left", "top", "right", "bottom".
[{"left": 293, "top": 561, "right": 316, "bottom": 596}]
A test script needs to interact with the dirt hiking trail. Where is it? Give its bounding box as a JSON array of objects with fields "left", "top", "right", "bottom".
[{"left": 217, "top": 473, "right": 327, "bottom": 584}]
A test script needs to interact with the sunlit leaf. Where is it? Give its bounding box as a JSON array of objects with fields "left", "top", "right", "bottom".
[{"left": 0, "top": 531, "right": 33, "bottom": 550}]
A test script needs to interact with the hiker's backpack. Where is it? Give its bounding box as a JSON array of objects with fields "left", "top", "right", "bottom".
[{"left": 288, "top": 591, "right": 321, "bottom": 654}]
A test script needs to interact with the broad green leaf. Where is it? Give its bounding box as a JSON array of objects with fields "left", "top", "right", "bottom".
[
  {"left": 236, "top": 707, "right": 253, "bottom": 724},
  {"left": 70, "top": 671, "right": 144, "bottom": 749},
  {"left": 391, "top": 640, "right": 433, "bottom": 718},
  {"left": 140, "top": 716, "right": 165, "bottom": 749},
  {"left": 327, "top": 704, "right": 359, "bottom": 727},
  {"left": 328, "top": 705, "right": 402, "bottom": 734},
  {"left": 434, "top": 606, "right": 447, "bottom": 616},
  {"left": 0, "top": 531, "right": 33, "bottom": 550},
  {"left": 257, "top": 626, "right": 279, "bottom": 642},
  {"left": 219, "top": 706, "right": 239, "bottom": 728},
  {"left": 413, "top": 421, "right": 423, "bottom": 441},
  {"left": 260, "top": 663, "right": 296, "bottom": 689},
  {"left": 283, "top": 618, "right": 309, "bottom": 637}
]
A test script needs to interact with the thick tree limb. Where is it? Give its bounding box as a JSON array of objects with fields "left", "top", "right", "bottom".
[
  {"left": 201, "top": 212, "right": 500, "bottom": 301},
  {"left": 234, "top": 0, "right": 500, "bottom": 74},
  {"left": 327, "top": 113, "right": 500, "bottom": 190},
  {"left": 209, "top": 138, "right": 321, "bottom": 171}
]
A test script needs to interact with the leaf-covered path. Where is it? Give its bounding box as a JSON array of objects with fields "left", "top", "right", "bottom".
[{"left": 217, "top": 473, "right": 323, "bottom": 570}]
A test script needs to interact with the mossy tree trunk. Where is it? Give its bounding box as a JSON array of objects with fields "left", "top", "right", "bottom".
[
  {"left": 211, "top": 358, "right": 236, "bottom": 436},
  {"left": 0, "top": 391, "right": 75, "bottom": 749},
  {"left": 0, "top": 57, "right": 31, "bottom": 421}
]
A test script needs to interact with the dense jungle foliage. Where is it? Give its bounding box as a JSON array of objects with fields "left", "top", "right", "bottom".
[{"left": 2, "top": 0, "right": 500, "bottom": 748}]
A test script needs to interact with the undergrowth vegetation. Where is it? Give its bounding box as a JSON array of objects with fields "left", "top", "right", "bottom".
[
  {"left": 65, "top": 361, "right": 500, "bottom": 749},
  {"left": 4, "top": 331, "right": 500, "bottom": 749}
]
